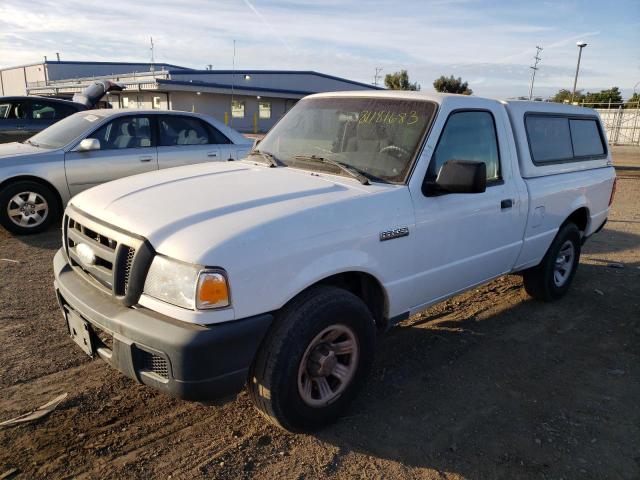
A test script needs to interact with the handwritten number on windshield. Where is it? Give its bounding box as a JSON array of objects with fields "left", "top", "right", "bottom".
[{"left": 358, "top": 110, "right": 419, "bottom": 126}]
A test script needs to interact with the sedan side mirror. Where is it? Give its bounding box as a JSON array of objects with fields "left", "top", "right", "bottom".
[
  {"left": 424, "top": 160, "right": 487, "bottom": 195},
  {"left": 76, "top": 138, "right": 100, "bottom": 152}
]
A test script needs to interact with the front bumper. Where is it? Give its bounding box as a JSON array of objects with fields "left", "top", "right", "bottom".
[{"left": 53, "top": 248, "right": 273, "bottom": 401}]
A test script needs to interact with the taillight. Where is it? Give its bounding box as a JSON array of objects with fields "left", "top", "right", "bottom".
[{"left": 609, "top": 178, "right": 617, "bottom": 206}]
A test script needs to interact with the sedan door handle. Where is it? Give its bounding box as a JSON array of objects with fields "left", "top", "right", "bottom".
[
  {"left": 501, "top": 199, "right": 513, "bottom": 209},
  {"left": 139, "top": 155, "right": 153, "bottom": 162},
  {"left": 207, "top": 151, "right": 218, "bottom": 158}
]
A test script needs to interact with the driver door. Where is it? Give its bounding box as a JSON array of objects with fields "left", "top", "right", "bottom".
[
  {"left": 406, "top": 105, "right": 525, "bottom": 311},
  {"left": 64, "top": 115, "right": 158, "bottom": 196}
]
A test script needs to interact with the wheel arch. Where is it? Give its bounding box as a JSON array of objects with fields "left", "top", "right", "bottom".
[
  {"left": 563, "top": 206, "right": 590, "bottom": 234},
  {"left": 0, "top": 175, "right": 64, "bottom": 214},
  {"left": 285, "top": 270, "right": 389, "bottom": 331}
]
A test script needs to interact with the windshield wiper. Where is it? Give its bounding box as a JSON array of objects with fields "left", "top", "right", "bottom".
[
  {"left": 293, "top": 154, "right": 370, "bottom": 185},
  {"left": 247, "top": 150, "right": 284, "bottom": 168}
]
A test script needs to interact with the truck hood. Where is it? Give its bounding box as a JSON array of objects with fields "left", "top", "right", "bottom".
[{"left": 70, "top": 160, "right": 395, "bottom": 263}]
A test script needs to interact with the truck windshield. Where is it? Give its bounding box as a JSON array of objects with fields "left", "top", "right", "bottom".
[
  {"left": 26, "top": 112, "right": 100, "bottom": 149},
  {"left": 256, "top": 97, "right": 437, "bottom": 183}
]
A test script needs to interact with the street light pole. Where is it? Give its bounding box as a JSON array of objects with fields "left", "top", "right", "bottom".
[{"left": 571, "top": 41, "right": 587, "bottom": 102}]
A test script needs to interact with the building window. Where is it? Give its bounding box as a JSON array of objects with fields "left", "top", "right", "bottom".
[
  {"left": 259, "top": 101, "right": 271, "bottom": 119},
  {"left": 231, "top": 100, "right": 245, "bottom": 118},
  {"left": 153, "top": 96, "right": 162, "bottom": 109},
  {"left": 122, "top": 97, "right": 129, "bottom": 108}
]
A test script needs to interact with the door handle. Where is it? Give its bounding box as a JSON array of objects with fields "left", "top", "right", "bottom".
[
  {"left": 207, "top": 151, "right": 218, "bottom": 158},
  {"left": 501, "top": 199, "right": 513, "bottom": 209},
  {"left": 139, "top": 155, "right": 153, "bottom": 162}
]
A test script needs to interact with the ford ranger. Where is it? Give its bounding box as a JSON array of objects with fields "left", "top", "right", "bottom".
[{"left": 53, "top": 91, "right": 616, "bottom": 432}]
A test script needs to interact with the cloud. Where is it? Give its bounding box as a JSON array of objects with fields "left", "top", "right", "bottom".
[{"left": 0, "top": 0, "right": 636, "bottom": 98}]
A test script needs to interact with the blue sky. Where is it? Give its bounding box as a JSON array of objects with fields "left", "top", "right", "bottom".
[{"left": 1, "top": 0, "right": 638, "bottom": 98}]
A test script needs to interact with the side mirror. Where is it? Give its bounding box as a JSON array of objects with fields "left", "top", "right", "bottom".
[
  {"left": 253, "top": 138, "right": 262, "bottom": 148},
  {"left": 424, "top": 160, "right": 486, "bottom": 195},
  {"left": 76, "top": 138, "right": 100, "bottom": 152}
]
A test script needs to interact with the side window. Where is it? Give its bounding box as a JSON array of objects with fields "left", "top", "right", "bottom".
[
  {"left": 429, "top": 111, "right": 500, "bottom": 182},
  {"left": 31, "top": 101, "right": 77, "bottom": 121},
  {"left": 1, "top": 101, "right": 28, "bottom": 120},
  {"left": 525, "top": 116, "right": 573, "bottom": 163},
  {"left": 91, "top": 116, "right": 153, "bottom": 150},
  {"left": 0, "top": 103, "right": 12, "bottom": 119},
  {"left": 569, "top": 118, "right": 605, "bottom": 157},
  {"left": 206, "top": 124, "right": 231, "bottom": 144},
  {"left": 159, "top": 116, "right": 216, "bottom": 146}
]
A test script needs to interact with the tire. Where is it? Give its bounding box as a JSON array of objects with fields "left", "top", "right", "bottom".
[
  {"left": 523, "top": 222, "right": 581, "bottom": 301},
  {"left": 248, "top": 285, "right": 376, "bottom": 432},
  {"left": 0, "top": 180, "right": 60, "bottom": 235}
]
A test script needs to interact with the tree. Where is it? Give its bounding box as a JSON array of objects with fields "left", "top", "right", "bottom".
[
  {"left": 625, "top": 92, "right": 640, "bottom": 108},
  {"left": 551, "top": 88, "right": 583, "bottom": 103},
  {"left": 432, "top": 75, "right": 472, "bottom": 95},
  {"left": 582, "top": 87, "right": 623, "bottom": 108},
  {"left": 384, "top": 70, "right": 420, "bottom": 91}
]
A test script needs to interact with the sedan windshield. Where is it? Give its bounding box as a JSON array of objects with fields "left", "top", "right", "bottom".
[
  {"left": 256, "top": 97, "right": 437, "bottom": 183},
  {"left": 27, "top": 111, "right": 102, "bottom": 149}
]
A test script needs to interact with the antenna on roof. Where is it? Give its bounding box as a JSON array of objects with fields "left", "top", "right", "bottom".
[{"left": 528, "top": 45, "right": 543, "bottom": 100}]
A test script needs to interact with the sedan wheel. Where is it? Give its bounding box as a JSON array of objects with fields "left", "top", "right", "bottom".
[{"left": 7, "top": 191, "right": 49, "bottom": 228}]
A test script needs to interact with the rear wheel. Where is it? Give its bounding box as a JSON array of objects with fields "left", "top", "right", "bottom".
[
  {"left": 523, "top": 222, "right": 581, "bottom": 301},
  {"left": 0, "top": 181, "right": 60, "bottom": 235},
  {"left": 248, "top": 285, "right": 376, "bottom": 432}
]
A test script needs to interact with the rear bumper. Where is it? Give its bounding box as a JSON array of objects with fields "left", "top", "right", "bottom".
[{"left": 53, "top": 248, "right": 273, "bottom": 401}]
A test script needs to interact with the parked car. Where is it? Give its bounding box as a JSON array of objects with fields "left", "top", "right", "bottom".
[
  {"left": 0, "top": 109, "right": 253, "bottom": 234},
  {"left": 53, "top": 91, "right": 615, "bottom": 432},
  {"left": 0, "top": 80, "right": 123, "bottom": 143}
]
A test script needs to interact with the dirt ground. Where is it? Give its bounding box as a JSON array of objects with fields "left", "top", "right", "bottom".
[{"left": 1, "top": 146, "right": 638, "bottom": 480}]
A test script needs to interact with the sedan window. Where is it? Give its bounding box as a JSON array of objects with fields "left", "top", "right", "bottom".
[
  {"left": 159, "top": 116, "right": 230, "bottom": 146},
  {"left": 92, "top": 116, "right": 154, "bottom": 149},
  {"left": 31, "top": 101, "right": 78, "bottom": 120}
]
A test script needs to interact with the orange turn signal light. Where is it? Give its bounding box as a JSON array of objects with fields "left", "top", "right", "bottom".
[{"left": 196, "top": 272, "right": 230, "bottom": 309}]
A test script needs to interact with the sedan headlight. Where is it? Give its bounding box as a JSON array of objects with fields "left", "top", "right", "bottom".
[{"left": 143, "top": 255, "right": 230, "bottom": 310}]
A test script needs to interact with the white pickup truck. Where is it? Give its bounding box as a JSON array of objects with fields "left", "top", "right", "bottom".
[{"left": 54, "top": 91, "right": 616, "bottom": 431}]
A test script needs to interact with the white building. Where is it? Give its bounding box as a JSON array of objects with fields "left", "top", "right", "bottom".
[{"left": 0, "top": 60, "right": 381, "bottom": 132}]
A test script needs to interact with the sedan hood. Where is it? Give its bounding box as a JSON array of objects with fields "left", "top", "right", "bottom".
[
  {"left": 70, "top": 160, "right": 383, "bottom": 263},
  {"left": 0, "top": 142, "right": 48, "bottom": 159}
]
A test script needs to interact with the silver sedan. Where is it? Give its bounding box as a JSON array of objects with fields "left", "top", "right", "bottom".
[{"left": 0, "top": 109, "right": 253, "bottom": 234}]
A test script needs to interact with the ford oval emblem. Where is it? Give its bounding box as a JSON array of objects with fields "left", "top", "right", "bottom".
[{"left": 76, "top": 243, "right": 96, "bottom": 265}]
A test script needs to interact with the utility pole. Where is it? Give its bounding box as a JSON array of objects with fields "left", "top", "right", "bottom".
[
  {"left": 528, "top": 46, "right": 543, "bottom": 100},
  {"left": 150, "top": 36, "right": 155, "bottom": 73},
  {"left": 373, "top": 67, "right": 383, "bottom": 87},
  {"left": 571, "top": 42, "right": 587, "bottom": 102},
  {"left": 231, "top": 40, "right": 236, "bottom": 127}
]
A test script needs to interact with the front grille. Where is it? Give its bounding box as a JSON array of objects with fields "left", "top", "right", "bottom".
[
  {"left": 63, "top": 207, "right": 154, "bottom": 306},
  {"left": 123, "top": 246, "right": 136, "bottom": 293},
  {"left": 139, "top": 350, "right": 169, "bottom": 379}
]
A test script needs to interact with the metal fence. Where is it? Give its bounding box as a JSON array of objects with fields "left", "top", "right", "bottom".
[{"left": 583, "top": 101, "right": 640, "bottom": 146}]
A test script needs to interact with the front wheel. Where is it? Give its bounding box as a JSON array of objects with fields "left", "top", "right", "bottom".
[
  {"left": 523, "top": 222, "right": 581, "bottom": 301},
  {"left": 248, "top": 285, "right": 376, "bottom": 432},
  {"left": 0, "top": 180, "right": 60, "bottom": 235}
]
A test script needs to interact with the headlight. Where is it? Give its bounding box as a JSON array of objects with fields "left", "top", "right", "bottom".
[{"left": 143, "top": 255, "right": 230, "bottom": 310}]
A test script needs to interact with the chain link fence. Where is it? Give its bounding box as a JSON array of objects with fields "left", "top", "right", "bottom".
[{"left": 581, "top": 101, "right": 640, "bottom": 146}]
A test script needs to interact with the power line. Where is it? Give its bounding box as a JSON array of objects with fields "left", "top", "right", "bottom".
[{"left": 528, "top": 45, "right": 543, "bottom": 100}]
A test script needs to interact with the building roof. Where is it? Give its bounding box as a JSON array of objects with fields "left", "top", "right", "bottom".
[
  {"left": 0, "top": 60, "right": 189, "bottom": 72},
  {"left": 168, "top": 70, "right": 383, "bottom": 91}
]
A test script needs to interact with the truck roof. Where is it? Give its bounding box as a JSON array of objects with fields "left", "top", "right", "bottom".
[{"left": 307, "top": 90, "right": 600, "bottom": 116}]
